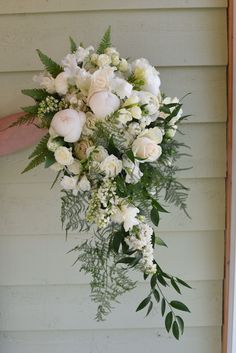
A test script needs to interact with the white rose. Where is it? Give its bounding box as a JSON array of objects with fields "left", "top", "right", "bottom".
[
  {"left": 111, "top": 77, "right": 133, "bottom": 99},
  {"left": 60, "top": 175, "right": 78, "bottom": 190},
  {"left": 116, "top": 109, "right": 133, "bottom": 127},
  {"left": 47, "top": 137, "right": 63, "bottom": 152},
  {"left": 112, "top": 204, "right": 140, "bottom": 232},
  {"left": 87, "top": 146, "right": 108, "bottom": 162},
  {"left": 119, "top": 58, "right": 129, "bottom": 72},
  {"left": 54, "top": 146, "right": 74, "bottom": 165},
  {"left": 97, "top": 54, "right": 111, "bottom": 67},
  {"left": 132, "top": 58, "right": 161, "bottom": 96},
  {"left": 54, "top": 72, "right": 69, "bottom": 95},
  {"left": 138, "top": 127, "right": 163, "bottom": 144},
  {"left": 33, "top": 73, "right": 55, "bottom": 94},
  {"left": 67, "top": 160, "right": 82, "bottom": 175},
  {"left": 132, "top": 137, "right": 162, "bottom": 162},
  {"left": 74, "top": 138, "right": 93, "bottom": 160},
  {"left": 111, "top": 54, "right": 120, "bottom": 66},
  {"left": 90, "top": 53, "right": 99, "bottom": 65},
  {"left": 89, "top": 91, "right": 120, "bottom": 119},
  {"left": 100, "top": 155, "right": 122, "bottom": 177},
  {"left": 88, "top": 67, "right": 115, "bottom": 99},
  {"left": 78, "top": 175, "right": 91, "bottom": 192},
  {"left": 123, "top": 156, "right": 143, "bottom": 184},
  {"left": 129, "top": 106, "right": 142, "bottom": 120},
  {"left": 51, "top": 109, "right": 86, "bottom": 143}
]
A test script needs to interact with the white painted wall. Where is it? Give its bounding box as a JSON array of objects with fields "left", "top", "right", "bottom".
[{"left": 0, "top": 1, "right": 228, "bottom": 352}]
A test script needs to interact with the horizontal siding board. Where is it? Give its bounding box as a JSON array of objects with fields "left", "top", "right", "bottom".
[
  {"left": 0, "top": 178, "right": 225, "bottom": 235},
  {"left": 0, "top": 327, "right": 221, "bottom": 353},
  {"left": 0, "top": 66, "right": 227, "bottom": 124},
  {"left": 0, "top": 123, "right": 226, "bottom": 184},
  {"left": 0, "top": 231, "right": 224, "bottom": 285},
  {"left": 0, "top": 0, "right": 228, "bottom": 14},
  {"left": 0, "top": 9, "right": 227, "bottom": 72},
  {"left": 0, "top": 281, "right": 222, "bottom": 330}
]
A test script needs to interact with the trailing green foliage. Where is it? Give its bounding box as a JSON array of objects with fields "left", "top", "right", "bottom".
[
  {"left": 9, "top": 114, "right": 35, "bottom": 127},
  {"left": 70, "top": 226, "right": 136, "bottom": 321},
  {"left": 36, "top": 49, "right": 63, "bottom": 78},
  {"left": 96, "top": 26, "right": 111, "bottom": 54}
]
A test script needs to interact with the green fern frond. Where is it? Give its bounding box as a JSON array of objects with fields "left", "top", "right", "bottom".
[
  {"left": 96, "top": 26, "right": 112, "bottom": 54},
  {"left": 21, "top": 105, "right": 39, "bottom": 116},
  {"left": 22, "top": 89, "right": 48, "bottom": 101},
  {"left": 29, "top": 133, "right": 49, "bottom": 159},
  {"left": 9, "top": 114, "right": 35, "bottom": 128},
  {"left": 22, "top": 153, "right": 45, "bottom": 174},
  {"left": 69, "top": 36, "right": 77, "bottom": 53},
  {"left": 36, "top": 49, "right": 63, "bottom": 78}
]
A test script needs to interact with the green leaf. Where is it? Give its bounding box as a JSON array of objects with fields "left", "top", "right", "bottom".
[
  {"left": 22, "top": 153, "right": 45, "bottom": 174},
  {"left": 36, "top": 49, "right": 63, "bottom": 78},
  {"left": 126, "top": 149, "right": 135, "bottom": 163},
  {"left": 161, "top": 298, "right": 166, "bottom": 316},
  {"left": 150, "top": 274, "right": 157, "bottom": 289},
  {"left": 29, "top": 134, "right": 49, "bottom": 159},
  {"left": 157, "top": 274, "right": 168, "bottom": 287},
  {"left": 171, "top": 278, "right": 181, "bottom": 294},
  {"left": 153, "top": 289, "right": 160, "bottom": 303},
  {"left": 44, "top": 152, "right": 56, "bottom": 168},
  {"left": 69, "top": 36, "right": 77, "bottom": 53},
  {"left": 170, "top": 300, "right": 190, "bottom": 312},
  {"left": 22, "top": 89, "right": 48, "bottom": 101},
  {"left": 176, "top": 316, "right": 184, "bottom": 334},
  {"left": 152, "top": 200, "right": 169, "bottom": 213},
  {"left": 50, "top": 170, "right": 62, "bottom": 189},
  {"left": 155, "top": 236, "right": 168, "bottom": 247},
  {"left": 172, "top": 321, "right": 180, "bottom": 340},
  {"left": 115, "top": 175, "right": 128, "bottom": 197},
  {"left": 136, "top": 296, "right": 151, "bottom": 312},
  {"left": 146, "top": 301, "right": 153, "bottom": 316},
  {"left": 116, "top": 257, "right": 136, "bottom": 265},
  {"left": 176, "top": 278, "right": 192, "bottom": 289},
  {"left": 21, "top": 105, "right": 39, "bottom": 116},
  {"left": 165, "top": 311, "right": 173, "bottom": 332},
  {"left": 112, "top": 230, "right": 125, "bottom": 253},
  {"left": 97, "top": 26, "right": 111, "bottom": 54},
  {"left": 8, "top": 114, "right": 35, "bottom": 127},
  {"left": 150, "top": 207, "right": 160, "bottom": 227}
]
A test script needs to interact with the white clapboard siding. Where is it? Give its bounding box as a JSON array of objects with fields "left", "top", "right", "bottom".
[
  {"left": 0, "top": 66, "right": 227, "bottom": 123},
  {"left": 0, "top": 280, "right": 222, "bottom": 331},
  {"left": 0, "top": 327, "right": 222, "bottom": 353},
  {"left": 0, "top": 9, "right": 227, "bottom": 72},
  {"left": 0, "top": 231, "right": 224, "bottom": 285},
  {"left": 0, "top": 178, "right": 225, "bottom": 236},
  {"left": 0, "top": 0, "right": 227, "bottom": 15},
  {"left": 0, "top": 123, "right": 226, "bottom": 183}
]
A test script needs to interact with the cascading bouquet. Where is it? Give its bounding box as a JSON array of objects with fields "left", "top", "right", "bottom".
[{"left": 13, "top": 27, "right": 191, "bottom": 339}]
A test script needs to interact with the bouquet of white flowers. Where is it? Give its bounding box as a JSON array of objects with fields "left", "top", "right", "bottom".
[{"left": 13, "top": 27, "right": 191, "bottom": 339}]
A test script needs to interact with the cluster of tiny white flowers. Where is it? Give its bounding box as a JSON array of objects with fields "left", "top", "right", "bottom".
[
  {"left": 37, "top": 96, "right": 68, "bottom": 119},
  {"left": 125, "top": 223, "right": 157, "bottom": 274}
]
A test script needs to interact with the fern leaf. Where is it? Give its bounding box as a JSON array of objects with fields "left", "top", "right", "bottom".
[
  {"left": 96, "top": 26, "right": 111, "bottom": 54},
  {"left": 9, "top": 114, "right": 35, "bottom": 128},
  {"left": 29, "top": 133, "right": 49, "bottom": 159},
  {"left": 69, "top": 36, "right": 77, "bottom": 53},
  {"left": 21, "top": 105, "right": 39, "bottom": 116},
  {"left": 22, "top": 153, "right": 45, "bottom": 174},
  {"left": 36, "top": 49, "right": 63, "bottom": 78},
  {"left": 22, "top": 89, "right": 48, "bottom": 101}
]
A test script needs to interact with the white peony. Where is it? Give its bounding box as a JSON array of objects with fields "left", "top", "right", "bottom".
[
  {"left": 88, "top": 91, "right": 120, "bottom": 119},
  {"left": 100, "top": 155, "right": 122, "bottom": 177},
  {"left": 33, "top": 73, "right": 55, "bottom": 94},
  {"left": 138, "top": 127, "right": 163, "bottom": 144},
  {"left": 54, "top": 72, "right": 69, "bottom": 95},
  {"left": 86, "top": 145, "right": 108, "bottom": 162},
  {"left": 112, "top": 204, "right": 140, "bottom": 232},
  {"left": 132, "top": 58, "right": 161, "bottom": 96},
  {"left": 67, "top": 160, "right": 82, "bottom": 175},
  {"left": 123, "top": 156, "right": 143, "bottom": 184},
  {"left": 51, "top": 109, "right": 86, "bottom": 143},
  {"left": 60, "top": 175, "right": 78, "bottom": 190},
  {"left": 54, "top": 146, "right": 74, "bottom": 166},
  {"left": 132, "top": 137, "right": 162, "bottom": 162},
  {"left": 78, "top": 175, "right": 91, "bottom": 192},
  {"left": 111, "top": 77, "right": 133, "bottom": 99}
]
